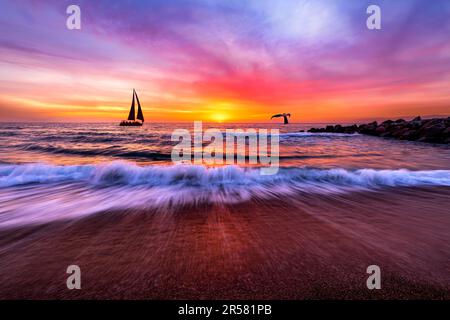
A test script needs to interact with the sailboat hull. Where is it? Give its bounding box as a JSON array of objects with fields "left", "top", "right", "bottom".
[{"left": 119, "top": 121, "right": 143, "bottom": 127}]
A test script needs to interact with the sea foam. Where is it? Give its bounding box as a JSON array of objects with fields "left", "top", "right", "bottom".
[
  {"left": 1, "top": 162, "right": 450, "bottom": 228},
  {"left": 1, "top": 161, "right": 450, "bottom": 189}
]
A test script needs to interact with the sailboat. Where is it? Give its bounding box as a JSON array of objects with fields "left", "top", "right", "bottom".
[{"left": 120, "top": 89, "right": 144, "bottom": 126}]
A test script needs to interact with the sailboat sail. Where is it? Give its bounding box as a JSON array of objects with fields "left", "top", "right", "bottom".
[
  {"left": 127, "top": 91, "right": 136, "bottom": 121},
  {"left": 135, "top": 91, "right": 144, "bottom": 122},
  {"left": 120, "top": 89, "right": 144, "bottom": 126}
]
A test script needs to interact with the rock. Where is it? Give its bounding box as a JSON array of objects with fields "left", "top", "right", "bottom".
[
  {"left": 408, "top": 120, "right": 422, "bottom": 129},
  {"left": 309, "top": 127, "right": 326, "bottom": 133},
  {"left": 343, "top": 125, "right": 358, "bottom": 134},
  {"left": 444, "top": 127, "right": 450, "bottom": 137},
  {"left": 402, "top": 130, "right": 418, "bottom": 140},
  {"left": 358, "top": 121, "right": 378, "bottom": 135},
  {"left": 357, "top": 124, "right": 368, "bottom": 133},
  {"left": 306, "top": 117, "right": 449, "bottom": 143},
  {"left": 417, "top": 124, "right": 446, "bottom": 143},
  {"left": 392, "top": 127, "right": 410, "bottom": 139},
  {"left": 375, "top": 126, "right": 386, "bottom": 135},
  {"left": 422, "top": 118, "right": 444, "bottom": 129},
  {"left": 417, "top": 136, "right": 428, "bottom": 142}
]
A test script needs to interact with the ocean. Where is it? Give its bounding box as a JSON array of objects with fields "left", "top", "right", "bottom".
[
  {"left": 0, "top": 122, "right": 449, "bottom": 298},
  {"left": 0, "top": 122, "right": 450, "bottom": 228}
]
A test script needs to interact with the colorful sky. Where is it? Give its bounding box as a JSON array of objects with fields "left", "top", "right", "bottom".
[{"left": 0, "top": 0, "right": 449, "bottom": 122}]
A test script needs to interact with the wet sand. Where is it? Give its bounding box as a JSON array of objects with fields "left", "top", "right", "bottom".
[{"left": 0, "top": 186, "right": 449, "bottom": 299}]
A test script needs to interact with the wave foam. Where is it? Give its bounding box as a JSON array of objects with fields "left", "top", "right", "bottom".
[
  {"left": 1, "top": 161, "right": 450, "bottom": 189},
  {"left": 1, "top": 162, "right": 449, "bottom": 228}
]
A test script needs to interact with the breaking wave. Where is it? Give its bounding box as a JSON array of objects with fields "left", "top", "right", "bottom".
[
  {"left": 1, "top": 161, "right": 450, "bottom": 228},
  {"left": 1, "top": 161, "right": 450, "bottom": 189}
]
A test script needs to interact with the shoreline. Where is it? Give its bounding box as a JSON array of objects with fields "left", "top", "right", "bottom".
[
  {"left": 0, "top": 186, "right": 449, "bottom": 299},
  {"left": 308, "top": 116, "right": 450, "bottom": 144}
]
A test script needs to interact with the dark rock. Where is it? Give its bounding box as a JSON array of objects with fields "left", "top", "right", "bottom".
[
  {"left": 402, "top": 130, "right": 418, "bottom": 140},
  {"left": 417, "top": 124, "right": 446, "bottom": 143},
  {"left": 422, "top": 118, "right": 444, "bottom": 129},
  {"left": 342, "top": 125, "right": 358, "bottom": 134},
  {"left": 444, "top": 127, "right": 450, "bottom": 137},
  {"left": 307, "top": 117, "right": 449, "bottom": 143},
  {"left": 358, "top": 121, "right": 378, "bottom": 135},
  {"left": 407, "top": 120, "right": 422, "bottom": 129},
  {"left": 309, "top": 127, "right": 326, "bottom": 133},
  {"left": 375, "top": 126, "right": 386, "bottom": 135},
  {"left": 392, "top": 127, "right": 410, "bottom": 139}
]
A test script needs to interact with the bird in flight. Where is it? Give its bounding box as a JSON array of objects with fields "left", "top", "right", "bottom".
[{"left": 271, "top": 113, "right": 291, "bottom": 124}]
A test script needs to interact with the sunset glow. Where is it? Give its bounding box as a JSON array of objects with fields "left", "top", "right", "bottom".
[{"left": 0, "top": 0, "right": 449, "bottom": 122}]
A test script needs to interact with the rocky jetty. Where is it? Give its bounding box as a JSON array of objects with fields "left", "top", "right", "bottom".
[{"left": 308, "top": 116, "right": 450, "bottom": 144}]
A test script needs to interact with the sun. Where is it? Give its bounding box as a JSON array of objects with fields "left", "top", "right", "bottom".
[{"left": 210, "top": 112, "right": 230, "bottom": 123}]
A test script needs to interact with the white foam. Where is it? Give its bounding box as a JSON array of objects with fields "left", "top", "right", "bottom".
[
  {"left": 0, "top": 161, "right": 449, "bottom": 228},
  {"left": 1, "top": 161, "right": 450, "bottom": 189}
]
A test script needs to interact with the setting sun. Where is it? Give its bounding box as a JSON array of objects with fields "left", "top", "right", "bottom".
[{"left": 210, "top": 112, "right": 230, "bottom": 123}]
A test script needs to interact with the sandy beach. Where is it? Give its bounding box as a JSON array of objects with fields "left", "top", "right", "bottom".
[{"left": 1, "top": 186, "right": 449, "bottom": 299}]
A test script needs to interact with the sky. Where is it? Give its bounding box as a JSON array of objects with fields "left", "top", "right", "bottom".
[{"left": 0, "top": 0, "right": 449, "bottom": 123}]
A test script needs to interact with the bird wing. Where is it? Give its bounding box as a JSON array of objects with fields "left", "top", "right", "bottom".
[{"left": 271, "top": 114, "right": 283, "bottom": 119}]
